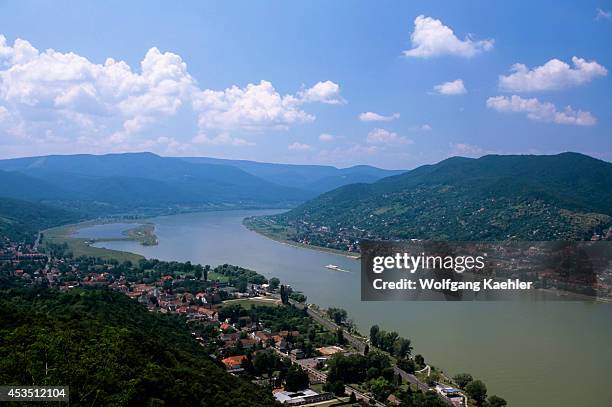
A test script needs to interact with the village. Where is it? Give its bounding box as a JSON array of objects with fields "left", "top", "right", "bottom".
[{"left": 0, "top": 237, "right": 504, "bottom": 407}]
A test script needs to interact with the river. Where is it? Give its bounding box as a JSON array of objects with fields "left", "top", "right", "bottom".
[{"left": 81, "top": 209, "right": 612, "bottom": 407}]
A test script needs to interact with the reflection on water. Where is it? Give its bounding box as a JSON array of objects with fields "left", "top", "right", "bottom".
[{"left": 88, "top": 209, "right": 612, "bottom": 407}]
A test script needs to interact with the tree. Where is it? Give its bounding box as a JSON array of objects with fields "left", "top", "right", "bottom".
[
  {"left": 285, "top": 365, "right": 309, "bottom": 392},
  {"left": 280, "top": 285, "right": 290, "bottom": 304},
  {"left": 194, "top": 265, "right": 203, "bottom": 280},
  {"left": 414, "top": 354, "right": 425, "bottom": 368},
  {"left": 452, "top": 373, "right": 473, "bottom": 389},
  {"left": 327, "top": 307, "right": 348, "bottom": 325},
  {"left": 465, "top": 379, "right": 487, "bottom": 406},
  {"left": 323, "top": 380, "right": 345, "bottom": 396},
  {"left": 364, "top": 344, "right": 369, "bottom": 356},
  {"left": 369, "top": 377, "right": 392, "bottom": 401},
  {"left": 203, "top": 265, "right": 210, "bottom": 282},
  {"left": 397, "top": 358, "right": 415, "bottom": 374},
  {"left": 269, "top": 277, "right": 280, "bottom": 290},
  {"left": 393, "top": 337, "right": 412, "bottom": 358},
  {"left": 487, "top": 395, "right": 507, "bottom": 407},
  {"left": 370, "top": 325, "right": 380, "bottom": 347},
  {"left": 336, "top": 328, "right": 345, "bottom": 345}
]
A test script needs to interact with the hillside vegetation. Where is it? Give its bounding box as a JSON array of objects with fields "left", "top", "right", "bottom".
[
  {"left": 0, "top": 288, "right": 277, "bottom": 407},
  {"left": 0, "top": 153, "right": 401, "bottom": 216},
  {"left": 0, "top": 197, "right": 79, "bottom": 244},
  {"left": 266, "top": 153, "right": 612, "bottom": 243}
]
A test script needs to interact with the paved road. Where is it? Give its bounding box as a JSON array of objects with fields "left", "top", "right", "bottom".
[
  {"left": 274, "top": 347, "right": 384, "bottom": 407},
  {"left": 290, "top": 300, "right": 457, "bottom": 406}
]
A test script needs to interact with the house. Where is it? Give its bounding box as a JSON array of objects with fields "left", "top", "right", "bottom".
[
  {"left": 251, "top": 331, "right": 272, "bottom": 343},
  {"left": 273, "top": 389, "right": 334, "bottom": 405},
  {"left": 239, "top": 338, "right": 257, "bottom": 350},
  {"left": 221, "top": 355, "right": 247, "bottom": 372}
]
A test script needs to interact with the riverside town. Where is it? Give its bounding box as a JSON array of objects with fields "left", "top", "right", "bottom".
[{"left": 1, "top": 2, "right": 611, "bottom": 406}]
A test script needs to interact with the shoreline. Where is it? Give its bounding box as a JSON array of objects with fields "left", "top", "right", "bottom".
[
  {"left": 42, "top": 218, "right": 159, "bottom": 263},
  {"left": 242, "top": 216, "right": 361, "bottom": 259}
]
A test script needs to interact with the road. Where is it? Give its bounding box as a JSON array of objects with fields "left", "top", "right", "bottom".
[
  {"left": 273, "top": 347, "right": 384, "bottom": 407},
  {"left": 289, "top": 299, "right": 457, "bottom": 406}
]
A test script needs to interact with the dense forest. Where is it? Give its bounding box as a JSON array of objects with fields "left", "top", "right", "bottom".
[
  {"left": 268, "top": 153, "right": 612, "bottom": 244},
  {"left": 0, "top": 288, "right": 278, "bottom": 406},
  {"left": 0, "top": 197, "right": 78, "bottom": 244}
]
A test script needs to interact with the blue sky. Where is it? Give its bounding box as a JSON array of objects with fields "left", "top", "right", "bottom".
[{"left": 0, "top": 0, "right": 610, "bottom": 169}]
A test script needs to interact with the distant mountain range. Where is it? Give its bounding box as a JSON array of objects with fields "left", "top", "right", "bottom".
[
  {"left": 0, "top": 153, "right": 402, "bottom": 216},
  {"left": 266, "top": 152, "right": 612, "bottom": 242},
  {"left": 182, "top": 156, "right": 404, "bottom": 193}
]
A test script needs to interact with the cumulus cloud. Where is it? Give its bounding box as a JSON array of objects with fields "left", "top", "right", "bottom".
[
  {"left": 403, "top": 15, "right": 494, "bottom": 58},
  {"left": 0, "top": 34, "right": 343, "bottom": 154},
  {"left": 0, "top": 36, "right": 196, "bottom": 144},
  {"left": 319, "top": 133, "right": 335, "bottom": 142},
  {"left": 420, "top": 124, "right": 432, "bottom": 131},
  {"left": 486, "top": 95, "right": 596, "bottom": 126},
  {"left": 498, "top": 57, "right": 607, "bottom": 92},
  {"left": 366, "top": 128, "right": 412, "bottom": 145},
  {"left": 433, "top": 79, "right": 467, "bottom": 95},
  {"left": 298, "top": 80, "right": 345, "bottom": 104},
  {"left": 192, "top": 80, "right": 314, "bottom": 131},
  {"left": 358, "top": 111, "right": 400, "bottom": 122},
  {"left": 288, "top": 142, "right": 312, "bottom": 151}
]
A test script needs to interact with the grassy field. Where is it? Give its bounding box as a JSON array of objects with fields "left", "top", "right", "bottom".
[
  {"left": 207, "top": 271, "right": 230, "bottom": 283},
  {"left": 222, "top": 297, "right": 282, "bottom": 308},
  {"left": 43, "top": 221, "right": 147, "bottom": 263}
]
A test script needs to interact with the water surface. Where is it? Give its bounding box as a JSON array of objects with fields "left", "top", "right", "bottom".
[{"left": 84, "top": 210, "right": 612, "bottom": 407}]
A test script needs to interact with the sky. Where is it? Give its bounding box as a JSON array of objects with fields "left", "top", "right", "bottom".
[{"left": 0, "top": 0, "right": 611, "bottom": 169}]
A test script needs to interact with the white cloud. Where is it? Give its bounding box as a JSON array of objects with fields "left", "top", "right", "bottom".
[
  {"left": 433, "top": 79, "right": 467, "bottom": 95},
  {"left": 596, "top": 8, "right": 612, "bottom": 21},
  {"left": 403, "top": 15, "right": 494, "bottom": 58},
  {"left": 298, "top": 80, "right": 345, "bottom": 104},
  {"left": 486, "top": 95, "right": 596, "bottom": 126},
  {"left": 358, "top": 111, "right": 400, "bottom": 122},
  {"left": 0, "top": 34, "right": 342, "bottom": 154},
  {"left": 319, "top": 133, "right": 335, "bottom": 142},
  {"left": 192, "top": 80, "right": 314, "bottom": 131},
  {"left": 192, "top": 133, "right": 254, "bottom": 147},
  {"left": 420, "top": 124, "right": 432, "bottom": 131},
  {"left": 288, "top": 142, "right": 312, "bottom": 151},
  {"left": 366, "top": 128, "right": 412, "bottom": 145},
  {"left": 498, "top": 57, "right": 607, "bottom": 92},
  {"left": 449, "top": 142, "right": 488, "bottom": 157}
]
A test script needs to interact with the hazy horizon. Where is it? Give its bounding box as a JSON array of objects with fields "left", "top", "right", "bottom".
[{"left": 1, "top": 1, "right": 610, "bottom": 168}]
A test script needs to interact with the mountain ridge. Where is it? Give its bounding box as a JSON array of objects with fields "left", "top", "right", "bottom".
[{"left": 260, "top": 152, "right": 612, "bottom": 245}]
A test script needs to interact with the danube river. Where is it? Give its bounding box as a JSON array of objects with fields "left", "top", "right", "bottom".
[{"left": 85, "top": 209, "right": 612, "bottom": 407}]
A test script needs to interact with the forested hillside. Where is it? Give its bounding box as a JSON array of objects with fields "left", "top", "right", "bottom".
[
  {"left": 263, "top": 153, "right": 612, "bottom": 245},
  {"left": 0, "top": 198, "right": 78, "bottom": 244},
  {"left": 0, "top": 288, "right": 278, "bottom": 407}
]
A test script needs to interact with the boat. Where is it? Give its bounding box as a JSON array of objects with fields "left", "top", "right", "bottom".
[{"left": 324, "top": 264, "right": 350, "bottom": 272}]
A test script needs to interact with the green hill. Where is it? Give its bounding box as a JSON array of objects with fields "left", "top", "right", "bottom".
[
  {"left": 265, "top": 153, "right": 612, "bottom": 243},
  {"left": 0, "top": 153, "right": 312, "bottom": 213},
  {"left": 0, "top": 288, "right": 277, "bottom": 407},
  {"left": 0, "top": 197, "right": 79, "bottom": 243}
]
